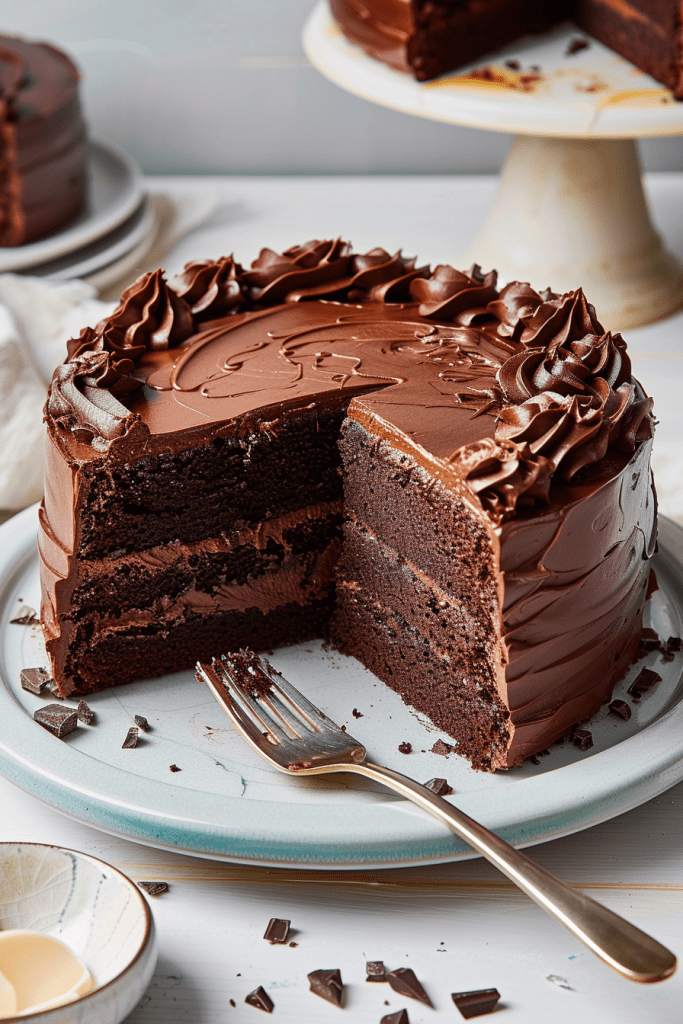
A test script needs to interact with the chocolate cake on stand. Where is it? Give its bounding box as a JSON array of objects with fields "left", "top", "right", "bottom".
[{"left": 303, "top": 1, "right": 683, "bottom": 330}]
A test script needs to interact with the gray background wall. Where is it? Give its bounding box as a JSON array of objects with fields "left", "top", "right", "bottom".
[{"left": 2, "top": 0, "right": 682, "bottom": 175}]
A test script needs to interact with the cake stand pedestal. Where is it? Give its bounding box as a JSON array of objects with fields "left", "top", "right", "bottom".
[{"left": 303, "top": 2, "right": 683, "bottom": 330}]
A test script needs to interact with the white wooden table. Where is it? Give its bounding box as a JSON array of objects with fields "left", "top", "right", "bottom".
[{"left": 2, "top": 173, "right": 683, "bottom": 1023}]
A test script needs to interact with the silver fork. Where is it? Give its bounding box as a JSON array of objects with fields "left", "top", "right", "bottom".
[{"left": 196, "top": 651, "right": 676, "bottom": 984}]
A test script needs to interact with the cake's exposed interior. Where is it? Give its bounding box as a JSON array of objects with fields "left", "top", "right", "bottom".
[{"left": 39, "top": 243, "right": 656, "bottom": 770}]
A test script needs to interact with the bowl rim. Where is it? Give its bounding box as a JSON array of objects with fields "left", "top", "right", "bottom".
[{"left": 0, "top": 841, "right": 154, "bottom": 1022}]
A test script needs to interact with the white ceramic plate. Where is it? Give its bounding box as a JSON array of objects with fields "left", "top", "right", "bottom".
[
  {"left": 303, "top": 0, "right": 683, "bottom": 137},
  {"left": 0, "top": 140, "right": 143, "bottom": 273},
  {"left": 1, "top": 505, "right": 682, "bottom": 869},
  {"left": 26, "top": 198, "right": 155, "bottom": 282}
]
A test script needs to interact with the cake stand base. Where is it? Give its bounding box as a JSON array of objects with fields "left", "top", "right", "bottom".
[{"left": 458, "top": 135, "right": 683, "bottom": 331}]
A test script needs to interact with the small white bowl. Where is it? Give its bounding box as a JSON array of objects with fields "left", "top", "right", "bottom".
[{"left": 0, "top": 843, "right": 157, "bottom": 1024}]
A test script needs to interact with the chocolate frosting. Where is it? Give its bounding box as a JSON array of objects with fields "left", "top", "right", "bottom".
[
  {"left": 97, "top": 269, "right": 194, "bottom": 355},
  {"left": 170, "top": 256, "right": 248, "bottom": 320},
  {"left": 410, "top": 263, "right": 499, "bottom": 324}
]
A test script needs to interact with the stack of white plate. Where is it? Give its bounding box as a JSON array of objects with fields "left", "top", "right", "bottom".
[{"left": 3, "top": 140, "right": 153, "bottom": 289}]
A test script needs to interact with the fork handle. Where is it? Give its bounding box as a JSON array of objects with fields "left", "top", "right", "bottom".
[{"left": 348, "top": 761, "right": 676, "bottom": 984}]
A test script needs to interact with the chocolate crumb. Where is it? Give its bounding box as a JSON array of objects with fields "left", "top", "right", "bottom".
[
  {"left": 134, "top": 714, "right": 151, "bottom": 731},
  {"left": 529, "top": 755, "right": 541, "bottom": 765},
  {"left": 567, "top": 37, "right": 589, "bottom": 55},
  {"left": 530, "top": 64, "right": 541, "bottom": 72},
  {"left": 572, "top": 728, "right": 593, "bottom": 751},
  {"left": 33, "top": 704, "right": 77, "bottom": 739},
  {"left": 505, "top": 59, "right": 520, "bottom": 69},
  {"left": 230, "top": 998, "right": 236, "bottom": 1007},
  {"left": 340, "top": 725, "right": 346, "bottom": 732},
  {"left": 366, "top": 960, "right": 387, "bottom": 982},
  {"left": 381, "top": 1011, "right": 410, "bottom": 1024},
  {"left": 608, "top": 699, "right": 632, "bottom": 721},
  {"left": 386, "top": 968, "right": 432, "bottom": 1006},
  {"left": 122, "top": 726, "right": 139, "bottom": 749},
  {"left": 169, "top": 763, "right": 181, "bottom": 772},
  {"left": 423, "top": 777, "right": 453, "bottom": 797},
  {"left": 452, "top": 988, "right": 501, "bottom": 1018},
  {"left": 77, "top": 699, "right": 94, "bottom": 725},
  {"left": 352, "top": 708, "right": 363, "bottom": 718},
  {"left": 431, "top": 738, "right": 455, "bottom": 756},
  {"left": 308, "top": 969, "right": 344, "bottom": 1007},
  {"left": 245, "top": 986, "right": 274, "bottom": 1013},
  {"left": 398, "top": 741, "right": 412, "bottom": 754},
  {"left": 263, "top": 918, "right": 290, "bottom": 944},
  {"left": 628, "top": 667, "right": 661, "bottom": 702},
  {"left": 10, "top": 606, "right": 38, "bottom": 625},
  {"left": 138, "top": 881, "right": 169, "bottom": 896},
  {"left": 20, "top": 667, "right": 51, "bottom": 695},
  {"left": 289, "top": 941, "right": 298, "bottom": 948}
]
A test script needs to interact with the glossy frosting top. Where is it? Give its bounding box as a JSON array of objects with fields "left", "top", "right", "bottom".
[{"left": 46, "top": 240, "right": 654, "bottom": 525}]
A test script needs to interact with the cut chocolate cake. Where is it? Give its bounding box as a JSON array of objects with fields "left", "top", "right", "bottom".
[
  {"left": 39, "top": 242, "right": 656, "bottom": 769},
  {"left": 0, "top": 34, "right": 86, "bottom": 245},
  {"left": 330, "top": 0, "right": 683, "bottom": 98}
]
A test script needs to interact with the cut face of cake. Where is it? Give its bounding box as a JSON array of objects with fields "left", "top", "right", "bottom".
[
  {"left": 329, "top": 0, "right": 683, "bottom": 97},
  {"left": 0, "top": 35, "right": 86, "bottom": 246},
  {"left": 39, "top": 242, "right": 656, "bottom": 769}
]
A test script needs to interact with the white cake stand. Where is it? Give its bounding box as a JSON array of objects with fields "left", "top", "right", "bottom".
[{"left": 303, "top": 1, "right": 683, "bottom": 329}]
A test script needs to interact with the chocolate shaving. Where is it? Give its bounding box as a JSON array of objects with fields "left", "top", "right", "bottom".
[
  {"left": 245, "top": 986, "right": 274, "bottom": 1013},
  {"left": 138, "top": 881, "right": 169, "bottom": 896},
  {"left": 608, "top": 699, "right": 631, "bottom": 721},
  {"left": 628, "top": 667, "right": 662, "bottom": 702},
  {"left": 572, "top": 728, "right": 594, "bottom": 751},
  {"left": 423, "top": 777, "right": 453, "bottom": 797},
  {"left": 398, "top": 741, "right": 412, "bottom": 754},
  {"left": 263, "top": 918, "right": 290, "bottom": 944},
  {"left": 381, "top": 1011, "right": 410, "bottom": 1024},
  {"left": 307, "top": 968, "right": 344, "bottom": 1007},
  {"left": 77, "top": 699, "right": 94, "bottom": 724},
  {"left": 20, "top": 667, "right": 51, "bottom": 695},
  {"left": 34, "top": 704, "right": 78, "bottom": 738},
  {"left": 452, "top": 988, "right": 501, "bottom": 1018},
  {"left": 134, "top": 714, "right": 151, "bottom": 731},
  {"left": 366, "top": 960, "right": 387, "bottom": 982},
  {"left": 431, "top": 739, "right": 455, "bottom": 756},
  {"left": 169, "top": 763, "right": 181, "bottom": 772},
  {"left": 10, "top": 606, "right": 38, "bottom": 625},
  {"left": 386, "top": 968, "right": 432, "bottom": 1006},
  {"left": 122, "top": 727, "right": 139, "bottom": 749}
]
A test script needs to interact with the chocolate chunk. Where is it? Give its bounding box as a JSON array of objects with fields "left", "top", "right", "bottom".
[
  {"left": 263, "top": 918, "right": 290, "bottom": 944},
  {"left": 122, "top": 726, "right": 139, "bottom": 749},
  {"left": 245, "top": 986, "right": 274, "bottom": 1012},
  {"left": 352, "top": 708, "right": 363, "bottom": 718},
  {"left": 138, "top": 881, "right": 169, "bottom": 896},
  {"left": 666, "top": 636, "right": 683, "bottom": 653},
  {"left": 169, "top": 763, "right": 181, "bottom": 772},
  {"left": 386, "top": 968, "right": 432, "bottom": 1006},
  {"left": 398, "top": 741, "right": 412, "bottom": 754},
  {"left": 566, "top": 37, "right": 589, "bottom": 55},
  {"left": 20, "top": 667, "right": 51, "bottom": 695},
  {"left": 452, "top": 988, "right": 501, "bottom": 1018},
  {"left": 423, "top": 777, "right": 453, "bottom": 797},
  {"left": 10, "top": 606, "right": 38, "bottom": 625},
  {"left": 431, "top": 739, "right": 454, "bottom": 756},
  {"left": 628, "top": 667, "right": 662, "bottom": 702},
  {"left": 366, "top": 960, "right": 387, "bottom": 982},
  {"left": 572, "top": 728, "right": 593, "bottom": 751},
  {"left": 639, "top": 627, "right": 661, "bottom": 650},
  {"left": 33, "top": 704, "right": 78, "bottom": 738},
  {"left": 608, "top": 699, "right": 631, "bottom": 721},
  {"left": 135, "top": 714, "right": 151, "bottom": 731},
  {"left": 504, "top": 59, "right": 520, "bottom": 70},
  {"left": 381, "top": 1011, "right": 410, "bottom": 1024},
  {"left": 308, "top": 969, "right": 344, "bottom": 1007},
  {"left": 77, "top": 699, "right": 94, "bottom": 724}
]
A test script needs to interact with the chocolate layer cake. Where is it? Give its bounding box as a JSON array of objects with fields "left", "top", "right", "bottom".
[
  {"left": 0, "top": 35, "right": 86, "bottom": 245},
  {"left": 39, "top": 242, "right": 656, "bottom": 769},
  {"left": 330, "top": 0, "right": 683, "bottom": 97}
]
